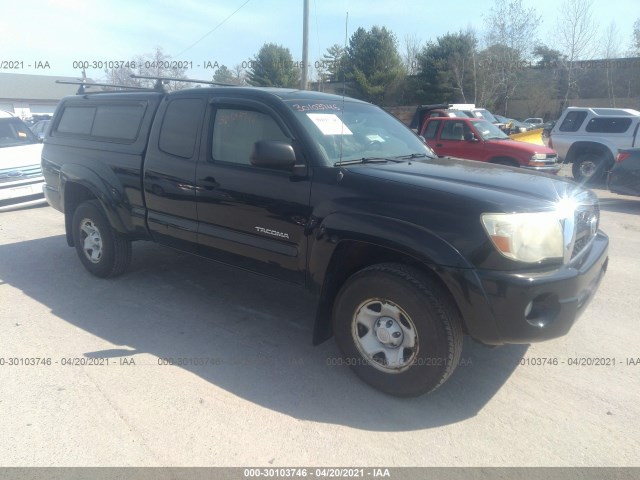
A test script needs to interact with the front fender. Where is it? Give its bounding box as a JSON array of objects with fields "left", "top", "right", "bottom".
[{"left": 308, "top": 211, "right": 472, "bottom": 290}]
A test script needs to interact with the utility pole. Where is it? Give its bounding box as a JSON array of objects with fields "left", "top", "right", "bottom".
[{"left": 301, "top": 0, "right": 309, "bottom": 90}]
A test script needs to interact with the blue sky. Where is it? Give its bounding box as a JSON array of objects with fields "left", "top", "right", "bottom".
[{"left": 2, "top": 0, "right": 638, "bottom": 81}]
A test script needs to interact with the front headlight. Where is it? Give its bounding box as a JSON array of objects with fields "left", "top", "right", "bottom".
[
  {"left": 481, "top": 212, "right": 564, "bottom": 263},
  {"left": 531, "top": 153, "right": 547, "bottom": 160}
]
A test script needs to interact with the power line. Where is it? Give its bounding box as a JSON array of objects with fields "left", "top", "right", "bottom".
[{"left": 174, "top": 0, "right": 252, "bottom": 58}]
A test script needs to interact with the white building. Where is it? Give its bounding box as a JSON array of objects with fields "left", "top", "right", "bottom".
[{"left": 0, "top": 73, "right": 83, "bottom": 119}]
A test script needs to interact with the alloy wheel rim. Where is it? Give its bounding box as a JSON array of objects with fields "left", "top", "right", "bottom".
[{"left": 79, "top": 219, "right": 103, "bottom": 264}]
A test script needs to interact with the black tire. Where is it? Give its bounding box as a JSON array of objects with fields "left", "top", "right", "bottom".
[
  {"left": 572, "top": 153, "right": 606, "bottom": 184},
  {"left": 332, "top": 263, "right": 463, "bottom": 397},
  {"left": 71, "top": 200, "right": 132, "bottom": 278}
]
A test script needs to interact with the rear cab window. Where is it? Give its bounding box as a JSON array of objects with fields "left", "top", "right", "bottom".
[
  {"left": 559, "top": 111, "right": 588, "bottom": 132},
  {"left": 585, "top": 117, "right": 632, "bottom": 134}
]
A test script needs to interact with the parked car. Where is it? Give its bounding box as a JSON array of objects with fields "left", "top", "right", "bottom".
[
  {"left": 608, "top": 148, "right": 640, "bottom": 197},
  {"left": 30, "top": 120, "right": 51, "bottom": 140},
  {"left": 524, "top": 117, "right": 544, "bottom": 126},
  {"left": 409, "top": 103, "right": 468, "bottom": 132},
  {"left": 420, "top": 116, "right": 561, "bottom": 173},
  {"left": 494, "top": 114, "right": 529, "bottom": 134},
  {"left": 0, "top": 111, "right": 46, "bottom": 212},
  {"left": 42, "top": 83, "right": 607, "bottom": 396},
  {"left": 549, "top": 107, "right": 640, "bottom": 183},
  {"left": 450, "top": 104, "right": 507, "bottom": 131}
]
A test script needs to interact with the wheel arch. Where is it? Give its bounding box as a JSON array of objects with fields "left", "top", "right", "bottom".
[
  {"left": 308, "top": 212, "right": 471, "bottom": 345},
  {"left": 60, "top": 164, "right": 132, "bottom": 246},
  {"left": 565, "top": 141, "right": 615, "bottom": 165}
]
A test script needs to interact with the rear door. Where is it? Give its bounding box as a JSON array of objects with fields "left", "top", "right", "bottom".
[
  {"left": 194, "top": 97, "right": 311, "bottom": 284},
  {"left": 143, "top": 96, "right": 207, "bottom": 252}
]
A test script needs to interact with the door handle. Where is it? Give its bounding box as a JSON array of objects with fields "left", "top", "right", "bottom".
[
  {"left": 436, "top": 143, "right": 443, "bottom": 147},
  {"left": 202, "top": 176, "right": 219, "bottom": 190}
]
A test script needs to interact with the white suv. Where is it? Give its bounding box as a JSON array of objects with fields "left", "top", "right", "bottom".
[
  {"left": 0, "top": 111, "right": 46, "bottom": 211},
  {"left": 549, "top": 107, "right": 640, "bottom": 182}
]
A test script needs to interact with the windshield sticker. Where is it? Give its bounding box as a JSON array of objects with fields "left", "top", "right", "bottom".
[
  {"left": 365, "top": 134, "right": 385, "bottom": 143},
  {"left": 306, "top": 113, "right": 353, "bottom": 136},
  {"left": 291, "top": 103, "right": 341, "bottom": 112},
  {"left": 18, "top": 131, "right": 26, "bottom": 138}
]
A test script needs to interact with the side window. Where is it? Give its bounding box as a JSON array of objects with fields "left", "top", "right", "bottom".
[
  {"left": 585, "top": 117, "right": 632, "bottom": 134},
  {"left": 211, "top": 108, "right": 289, "bottom": 166},
  {"left": 423, "top": 120, "right": 441, "bottom": 140},
  {"left": 92, "top": 105, "right": 145, "bottom": 140},
  {"left": 559, "top": 111, "right": 588, "bottom": 132},
  {"left": 441, "top": 121, "right": 466, "bottom": 140},
  {"left": 57, "top": 106, "right": 95, "bottom": 135},
  {"left": 159, "top": 98, "right": 206, "bottom": 158},
  {"left": 55, "top": 104, "right": 146, "bottom": 142}
]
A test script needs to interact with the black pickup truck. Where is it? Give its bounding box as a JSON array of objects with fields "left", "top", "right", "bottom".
[{"left": 42, "top": 84, "right": 609, "bottom": 396}]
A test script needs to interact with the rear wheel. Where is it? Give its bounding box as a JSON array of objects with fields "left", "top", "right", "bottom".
[
  {"left": 71, "top": 200, "right": 131, "bottom": 278},
  {"left": 332, "top": 263, "right": 463, "bottom": 397},
  {"left": 572, "top": 153, "right": 607, "bottom": 184}
]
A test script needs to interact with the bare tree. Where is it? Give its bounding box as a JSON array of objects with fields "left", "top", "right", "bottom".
[
  {"left": 135, "top": 47, "right": 189, "bottom": 91},
  {"left": 483, "top": 0, "right": 542, "bottom": 114},
  {"left": 630, "top": 18, "right": 640, "bottom": 56},
  {"left": 557, "top": 0, "right": 598, "bottom": 104},
  {"left": 232, "top": 64, "right": 247, "bottom": 85},
  {"left": 403, "top": 34, "right": 422, "bottom": 75},
  {"left": 103, "top": 47, "right": 189, "bottom": 91},
  {"left": 103, "top": 64, "right": 137, "bottom": 88},
  {"left": 601, "top": 21, "right": 620, "bottom": 106}
]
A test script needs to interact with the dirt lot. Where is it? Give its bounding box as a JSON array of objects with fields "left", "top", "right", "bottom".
[{"left": 0, "top": 177, "right": 639, "bottom": 467}]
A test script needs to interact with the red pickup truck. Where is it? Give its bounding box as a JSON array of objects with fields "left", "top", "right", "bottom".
[{"left": 420, "top": 116, "right": 561, "bottom": 173}]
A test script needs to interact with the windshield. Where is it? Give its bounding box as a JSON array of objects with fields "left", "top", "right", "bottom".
[
  {"left": 472, "top": 119, "right": 509, "bottom": 140},
  {"left": 473, "top": 109, "right": 499, "bottom": 123},
  {"left": 285, "top": 100, "right": 436, "bottom": 164},
  {"left": 0, "top": 118, "right": 39, "bottom": 148}
]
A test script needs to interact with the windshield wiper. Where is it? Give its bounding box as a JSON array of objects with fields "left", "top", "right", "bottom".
[
  {"left": 393, "top": 153, "right": 432, "bottom": 160},
  {"left": 334, "top": 157, "right": 390, "bottom": 166}
]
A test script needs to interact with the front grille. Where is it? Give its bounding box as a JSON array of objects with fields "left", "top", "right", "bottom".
[
  {"left": 571, "top": 202, "right": 599, "bottom": 260},
  {"left": 0, "top": 165, "right": 43, "bottom": 184}
]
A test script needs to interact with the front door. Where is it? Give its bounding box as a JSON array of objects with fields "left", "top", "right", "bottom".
[{"left": 194, "top": 99, "right": 311, "bottom": 284}]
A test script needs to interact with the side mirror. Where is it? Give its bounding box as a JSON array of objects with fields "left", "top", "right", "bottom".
[
  {"left": 464, "top": 132, "right": 477, "bottom": 142},
  {"left": 250, "top": 140, "right": 297, "bottom": 170}
]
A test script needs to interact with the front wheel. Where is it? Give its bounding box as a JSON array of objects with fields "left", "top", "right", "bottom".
[
  {"left": 332, "top": 263, "right": 463, "bottom": 397},
  {"left": 71, "top": 200, "right": 132, "bottom": 278}
]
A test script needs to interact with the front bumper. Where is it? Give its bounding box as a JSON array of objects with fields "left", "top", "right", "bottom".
[
  {"left": 444, "top": 231, "right": 608, "bottom": 345},
  {"left": 0, "top": 178, "right": 46, "bottom": 212},
  {"left": 522, "top": 163, "right": 562, "bottom": 174}
]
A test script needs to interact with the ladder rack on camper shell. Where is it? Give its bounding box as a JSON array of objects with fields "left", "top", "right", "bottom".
[
  {"left": 57, "top": 75, "right": 237, "bottom": 95},
  {"left": 56, "top": 80, "right": 155, "bottom": 95}
]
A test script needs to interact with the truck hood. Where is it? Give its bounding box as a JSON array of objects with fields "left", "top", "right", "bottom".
[
  {"left": 346, "top": 156, "right": 583, "bottom": 211},
  {"left": 486, "top": 138, "right": 556, "bottom": 155},
  {"left": 0, "top": 143, "right": 44, "bottom": 169}
]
